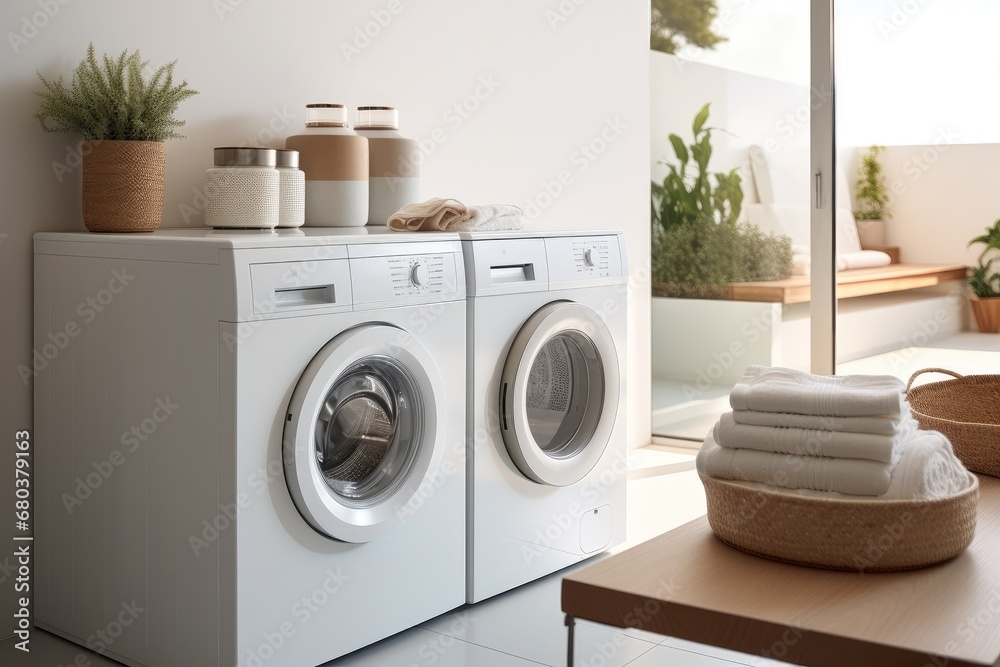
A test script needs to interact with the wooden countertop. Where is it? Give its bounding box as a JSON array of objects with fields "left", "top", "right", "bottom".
[
  {"left": 725, "top": 263, "right": 967, "bottom": 304},
  {"left": 562, "top": 474, "right": 1000, "bottom": 667}
]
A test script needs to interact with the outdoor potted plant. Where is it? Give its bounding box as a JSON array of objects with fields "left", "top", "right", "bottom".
[
  {"left": 968, "top": 218, "right": 1000, "bottom": 333},
  {"left": 35, "top": 44, "right": 198, "bottom": 232},
  {"left": 854, "top": 144, "right": 891, "bottom": 248}
]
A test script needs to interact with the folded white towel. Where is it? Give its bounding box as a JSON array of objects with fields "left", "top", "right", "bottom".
[
  {"left": 731, "top": 409, "right": 905, "bottom": 436},
  {"left": 715, "top": 412, "right": 914, "bottom": 464},
  {"left": 881, "top": 430, "right": 970, "bottom": 500},
  {"left": 696, "top": 429, "right": 894, "bottom": 496},
  {"left": 730, "top": 365, "right": 906, "bottom": 418},
  {"left": 387, "top": 199, "right": 524, "bottom": 232},
  {"left": 728, "top": 430, "right": 971, "bottom": 501}
]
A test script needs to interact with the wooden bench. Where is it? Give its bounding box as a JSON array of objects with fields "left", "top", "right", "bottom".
[{"left": 725, "top": 263, "right": 968, "bottom": 304}]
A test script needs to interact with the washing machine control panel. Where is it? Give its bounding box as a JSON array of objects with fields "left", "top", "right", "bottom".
[
  {"left": 352, "top": 252, "right": 461, "bottom": 303},
  {"left": 545, "top": 235, "right": 625, "bottom": 285}
]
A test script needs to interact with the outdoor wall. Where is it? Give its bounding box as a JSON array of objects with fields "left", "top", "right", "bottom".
[
  {"left": 0, "top": 0, "right": 650, "bottom": 640},
  {"left": 650, "top": 51, "right": 810, "bottom": 209},
  {"left": 844, "top": 143, "right": 1000, "bottom": 267}
]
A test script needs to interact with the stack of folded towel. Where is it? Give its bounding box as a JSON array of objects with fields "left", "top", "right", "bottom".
[
  {"left": 387, "top": 197, "right": 524, "bottom": 232},
  {"left": 696, "top": 365, "right": 970, "bottom": 500}
]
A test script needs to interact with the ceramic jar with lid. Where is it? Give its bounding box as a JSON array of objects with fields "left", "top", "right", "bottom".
[
  {"left": 284, "top": 104, "right": 369, "bottom": 227},
  {"left": 204, "top": 147, "right": 279, "bottom": 229},
  {"left": 274, "top": 149, "right": 305, "bottom": 228},
  {"left": 354, "top": 106, "right": 420, "bottom": 226}
]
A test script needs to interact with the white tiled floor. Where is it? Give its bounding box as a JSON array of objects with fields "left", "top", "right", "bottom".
[{"left": 0, "top": 455, "right": 796, "bottom": 667}]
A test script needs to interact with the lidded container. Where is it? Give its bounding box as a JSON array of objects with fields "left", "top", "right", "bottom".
[
  {"left": 204, "top": 147, "right": 279, "bottom": 229},
  {"left": 354, "top": 106, "right": 420, "bottom": 226},
  {"left": 274, "top": 149, "right": 305, "bottom": 228},
  {"left": 284, "top": 104, "right": 369, "bottom": 227}
]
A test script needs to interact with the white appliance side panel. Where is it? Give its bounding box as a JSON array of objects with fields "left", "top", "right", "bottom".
[
  {"left": 33, "top": 257, "right": 50, "bottom": 626},
  {"left": 33, "top": 254, "right": 75, "bottom": 633},
  {"left": 233, "top": 305, "right": 466, "bottom": 665},
  {"left": 33, "top": 254, "right": 222, "bottom": 667},
  {"left": 171, "top": 261, "right": 225, "bottom": 667},
  {"left": 218, "top": 323, "right": 239, "bottom": 667},
  {"left": 144, "top": 269, "right": 181, "bottom": 666},
  {"left": 72, "top": 257, "right": 113, "bottom": 643},
  {"left": 102, "top": 257, "right": 151, "bottom": 663}
]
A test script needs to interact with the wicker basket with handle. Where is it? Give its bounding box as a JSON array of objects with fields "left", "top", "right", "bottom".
[
  {"left": 701, "top": 473, "right": 979, "bottom": 572},
  {"left": 906, "top": 368, "right": 1000, "bottom": 478}
]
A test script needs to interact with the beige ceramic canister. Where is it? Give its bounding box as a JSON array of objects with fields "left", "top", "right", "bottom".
[
  {"left": 284, "top": 104, "right": 368, "bottom": 227},
  {"left": 354, "top": 106, "right": 420, "bottom": 226}
]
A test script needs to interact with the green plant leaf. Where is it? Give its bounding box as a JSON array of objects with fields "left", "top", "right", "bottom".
[
  {"left": 692, "top": 103, "right": 710, "bottom": 136},
  {"left": 34, "top": 42, "right": 198, "bottom": 142},
  {"left": 668, "top": 133, "right": 689, "bottom": 166}
]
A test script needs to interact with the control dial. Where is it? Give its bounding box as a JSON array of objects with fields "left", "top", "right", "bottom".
[
  {"left": 410, "top": 263, "right": 430, "bottom": 287},
  {"left": 583, "top": 248, "right": 596, "bottom": 267}
]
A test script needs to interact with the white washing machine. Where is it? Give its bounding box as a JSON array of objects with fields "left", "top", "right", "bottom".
[
  {"left": 461, "top": 230, "right": 628, "bottom": 603},
  {"left": 33, "top": 228, "right": 466, "bottom": 666}
]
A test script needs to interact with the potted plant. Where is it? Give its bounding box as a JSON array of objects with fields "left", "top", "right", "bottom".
[
  {"left": 854, "top": 144, "right": 891, "bottom": 248},
  {"left": 35, "top": 44, "right": 198, "bottom": 232},
  {"left": 968, "top": 218, "right": 1000, "bottom": 332},
  {"left": 651, "top": 103, "right": 791, "bottom": 298}
]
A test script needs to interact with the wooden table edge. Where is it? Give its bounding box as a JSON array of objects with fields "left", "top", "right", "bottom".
[{"left": 561, "top": 576, "right": 986, "bottom": 667}]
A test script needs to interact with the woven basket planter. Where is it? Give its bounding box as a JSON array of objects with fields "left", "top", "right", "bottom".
[
  {"left": 970, "top": 297, "right": 1000, "bottom": 333},
  {"left": 82, "top": 140, "right": 165, "bottom": 232},
  {"left": 701, "top": 473, "right": 978, "bottom": 572},
  {"left": 907, "top": 368, "right": 1000, "bottom": 477}
]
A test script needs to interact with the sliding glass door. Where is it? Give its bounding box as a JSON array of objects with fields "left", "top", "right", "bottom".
[{"left": 650, "top": 0, "right": 836, "bottom": 442}]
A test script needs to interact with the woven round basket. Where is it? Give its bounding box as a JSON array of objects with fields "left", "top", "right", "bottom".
[
  {"left": 700, "top": 473, "right": 978, "bottom": 572},
  {"left": 907, "top": 368, "right": 1000, "bottom": 477},
  {"left": 82, "top": 140, "right": 165, "bottom": 232}
]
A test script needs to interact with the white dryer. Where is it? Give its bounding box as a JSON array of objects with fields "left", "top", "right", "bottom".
[
  {"left": 462, "top": 230, "right": 628, "bottom": 603},
  {"left": 33, "top": 229, "right": 466, "bottom": 666}
]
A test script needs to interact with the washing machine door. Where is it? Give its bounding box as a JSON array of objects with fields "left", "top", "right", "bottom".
[
  {"left": 499, "top": 301, "right": 620, "bottom": 487},
  {"left": 283, "top": 324, "right": 444, "bottom": 543}
]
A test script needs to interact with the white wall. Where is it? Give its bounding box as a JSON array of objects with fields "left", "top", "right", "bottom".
[{"left": 0, "top": 0, "right": 650, "bottom": 638}]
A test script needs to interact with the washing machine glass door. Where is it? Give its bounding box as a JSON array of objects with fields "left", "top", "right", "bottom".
[
  {"left": 500, "top": 301, "right": 620, "bottom": 486},
  {"left": 284, "top": 325, "right": 444, "bottom": 543}
]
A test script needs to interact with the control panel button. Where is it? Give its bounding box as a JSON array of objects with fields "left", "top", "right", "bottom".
[{"left": 410, "top": 263, "right": 429, "bottom": 287}]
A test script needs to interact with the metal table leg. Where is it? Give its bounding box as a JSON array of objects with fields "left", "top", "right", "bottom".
[{"left": 565, "top": 614, "right": 575, "bottom": 667}]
